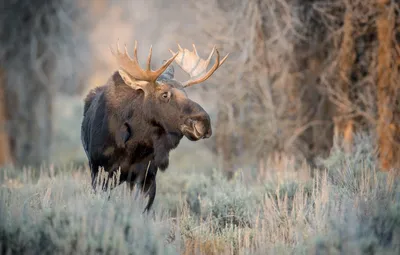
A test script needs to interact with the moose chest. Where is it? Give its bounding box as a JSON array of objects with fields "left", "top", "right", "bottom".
[{"left": 104, "top": 139, "right": 154, "bottom": 172}]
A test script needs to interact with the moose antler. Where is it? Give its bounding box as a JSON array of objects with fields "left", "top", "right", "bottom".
[
  {"left": 110, "top": 40, "right": 179, "bottom": 83},
  {"left": 169, "top": 44, "right": 229, "bottom": 87}
]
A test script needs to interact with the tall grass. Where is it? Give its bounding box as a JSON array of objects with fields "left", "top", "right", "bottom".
[{"left": 1, "top": 135, "right": 399, "bottom": 254}]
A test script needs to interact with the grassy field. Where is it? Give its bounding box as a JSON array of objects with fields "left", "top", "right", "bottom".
[{"left": 1, "top": 96, "right": 399, "bottom": 254}]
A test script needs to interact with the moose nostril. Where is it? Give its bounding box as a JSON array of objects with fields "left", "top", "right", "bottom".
[{"left": 194, "top": 120, "right": 209, "bottom": 134}]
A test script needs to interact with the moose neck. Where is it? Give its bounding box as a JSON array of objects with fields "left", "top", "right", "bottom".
[{"left": 106, "top": 72, "right": 144, "bottom": 111}]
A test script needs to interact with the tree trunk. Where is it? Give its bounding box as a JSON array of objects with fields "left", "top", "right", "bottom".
[
  {"left": 0, "top": 69, "right": 12, "bottom": 166},
  {"left": 0, "top": 4, "right": 56, "bottom": 169},
  {"left": 334, "top": 10, "right": 355, "bottom": 153},
  {"left": 0, "top": 0, "right": 86, "bottom": 169},
  {"left": 3, "top": 66, "right": 53, "bottom": 169},
  {"left": 215, "top": 107, "right": 236, "bottom": 179},
  {"left": 376, "top": 0, "right": 400, "bottom": 171}
]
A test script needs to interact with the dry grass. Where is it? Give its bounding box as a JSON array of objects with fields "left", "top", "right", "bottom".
[{"left": 1, "top": 136, "right": 400, "bottom": 254}]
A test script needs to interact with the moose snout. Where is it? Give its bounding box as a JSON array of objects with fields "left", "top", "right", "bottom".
[
  {"left": 191, "top": 113, "right": 212, "bottom": 136},
  {"left": 182, "top": 114, "right": 212, "bottom": 140},
  {"left": 181, "top": 101, "right": 212, "bottom": 140},
  {"left": 193, "top": 118, "right": 212, "bottom": 138}
]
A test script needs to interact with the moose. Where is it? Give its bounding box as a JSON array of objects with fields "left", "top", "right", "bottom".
[{"left": 81, "top": 41, "right": 228, "bottom": 212}]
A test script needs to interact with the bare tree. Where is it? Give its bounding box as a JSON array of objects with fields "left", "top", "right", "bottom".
[
  {"left": 376, "top": 0, "right": 400, "bottom": 171},
  {"left": 188, "top": 0, "right": 400, "bottom": 176},
  {"left": 0, "top": 0, "right": 91, "bottom": 168},
  {"left": 184, "top": 0, "right": 339, "bottom": 177},
  {"left": 0, "top": 69, "right": 12, "bottom": 165}
]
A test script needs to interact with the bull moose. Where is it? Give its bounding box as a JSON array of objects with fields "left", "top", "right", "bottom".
[{"left": 81, "top": 41, "right": 228, "bottom": 212}]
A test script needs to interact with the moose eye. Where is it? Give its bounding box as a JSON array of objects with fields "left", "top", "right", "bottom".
[{"left": 161, "top": 92, "right": 170, "bottom": 101}]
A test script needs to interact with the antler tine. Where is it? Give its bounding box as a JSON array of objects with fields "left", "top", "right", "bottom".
[
  {"left": 124, "top": 44, "right": 132, "bottom": 61},
  {"left": 205, "top": 46, "right": 216, "bottom": 65},
  {"left": 116, "top": 38, "right": 121, "bottom": 54},
  {"left": 110, "top": 40, "right": 178, "bottom": 83},
  {"left": 192, "top": 44, "right": 198, "bottom": 56},
  {"left": 146, "top": 45, "right": 153, "bottom": 71},
  {"left": 153, "top": 51, "right": 179, "bottom": 78},
  {"left": 220, "top": 52, "right": 229, "bottom": 66},
  {"left": 183, "top": 49, "right": 220, "bottom": 87},
  {"left": 170, "top": 44, "right": 229, "bottom": 88},
  {"left": 133, "top": 40, "right": 139, "bottom": 63}
]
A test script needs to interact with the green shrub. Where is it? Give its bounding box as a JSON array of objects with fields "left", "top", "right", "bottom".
[
  {"left": 312, "top": 201, "right": 400, "bottom": 255},
  {"left": 185, "top": 170, "right": 259, "bottom": 230}
]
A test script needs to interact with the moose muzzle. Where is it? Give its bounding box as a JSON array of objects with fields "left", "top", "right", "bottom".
[{"left": 181, "top": 114, "right": 212, "bottom": 141}]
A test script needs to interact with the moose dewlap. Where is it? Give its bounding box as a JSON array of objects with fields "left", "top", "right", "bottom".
[{"left": 80, "top": 41, "right": 228, "bottom": 212}]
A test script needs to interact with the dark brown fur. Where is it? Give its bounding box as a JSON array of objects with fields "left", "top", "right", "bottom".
[{"left": 81, "top": 68, "right": 211, "bottom": 212}]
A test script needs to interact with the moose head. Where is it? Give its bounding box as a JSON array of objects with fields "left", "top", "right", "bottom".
[{"left": 110, "top": 41, "right": 229, "bottom": 142}]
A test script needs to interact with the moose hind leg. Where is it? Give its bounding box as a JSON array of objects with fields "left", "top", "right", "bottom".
[
  {"left": 91, "top": 165, "right": 120, "bottom": 197},
  {"left": 128, "top": 181, "right": 141, "bottom": 201},
  {"left": 143, "top": 178, "right": 156, "bottom": 214},
  {"left": 141, "top": 162, "right": 158, "bottom": 213},
  {"left": 90, "top": 164, "right": 100, "bottom": 191},
  {"left": 91, "top": 169, "right": 111, "bottom": 192},
  {"left": 126, "top": 162, "right": 157, "bottom": 213},
  {"left": 127, "top": 180, "right": 156, "bottom": 214}
]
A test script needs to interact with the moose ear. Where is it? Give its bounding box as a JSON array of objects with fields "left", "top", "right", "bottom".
[{"left": 118, "top": 69, "right": 147, "bottom": 92}]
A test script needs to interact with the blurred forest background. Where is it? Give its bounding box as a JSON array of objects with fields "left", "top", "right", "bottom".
[
  {"left": 0, "top": 0, "right": 399, "bottom": 176},
  {"left": 1, "top": 0, "right": 400, "bottom": 254},
  {"left": 0, "top": 0, "right": 399, "bottom": 177}
]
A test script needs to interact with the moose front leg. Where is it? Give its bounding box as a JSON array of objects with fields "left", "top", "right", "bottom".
[
  {"left": 126, "top": 161, "right": 158, "bottom": 213},
  {"left": 142, "top": 177, "right": 157, "bottom": 213},
  {"left": 140, "top": 161, "right": 158, "bottom": 213},
  {"left": 127, "top": 179, "right": 156, "bottom": 214}
]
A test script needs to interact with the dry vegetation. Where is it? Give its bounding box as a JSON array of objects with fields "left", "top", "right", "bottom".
[
  {"left": 1, "top": 0, "right": 400, "bottom": 254},
  {"left": 198, "top": 0, "right": 400, "bottom": 175},
  {"left": 1, "top": 136, "right": 400, "bottom": 254}
]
